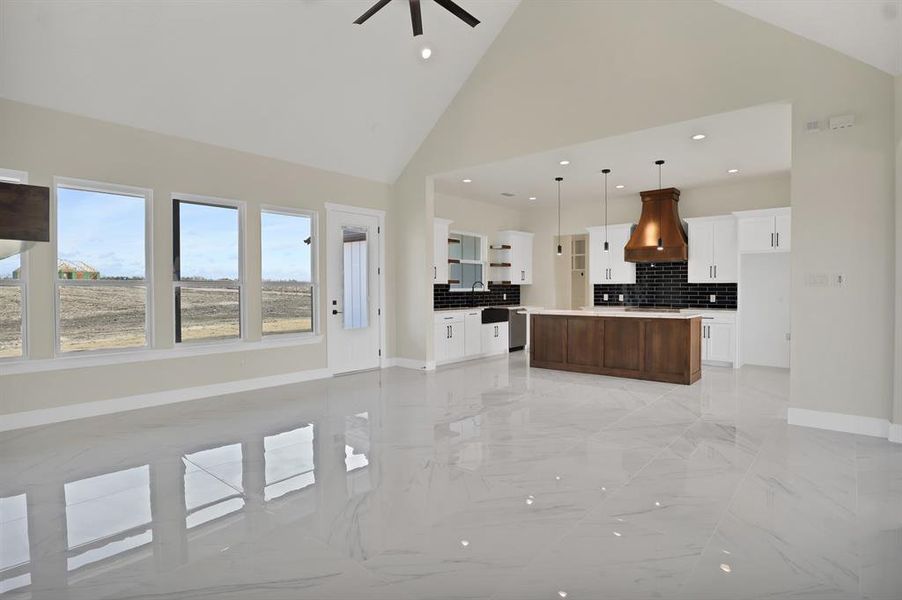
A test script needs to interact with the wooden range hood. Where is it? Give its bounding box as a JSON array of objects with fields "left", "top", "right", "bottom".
[
  {"left": 0, "top": 180, "right": 50, "bottom": 259},
  {"left": 624, "top": 187, "right": 688, "bottom": 263}
]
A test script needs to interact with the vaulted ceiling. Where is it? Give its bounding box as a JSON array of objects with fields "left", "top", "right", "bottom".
[{"left": 0, "top": 0, "right": 519, "bottom": 183}]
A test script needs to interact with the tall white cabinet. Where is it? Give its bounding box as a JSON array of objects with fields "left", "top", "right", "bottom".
[
  {"left": 587, "top": 223, "right": 636, "bottom": 284},
  {"left": 433, "top": 218, "right": 452, "bottom": 284},
  {"left": 685, "top": 216, "right": 738, "bottom": 283}
]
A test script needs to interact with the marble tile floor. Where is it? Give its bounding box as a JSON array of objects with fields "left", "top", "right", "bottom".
[{"left": 1, "top": 354, "right": 900, "bottom": 599}]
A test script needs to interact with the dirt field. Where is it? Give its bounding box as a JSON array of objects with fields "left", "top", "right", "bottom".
[{"left": 0, "top": 284, "right": 313, "bottom": 356}]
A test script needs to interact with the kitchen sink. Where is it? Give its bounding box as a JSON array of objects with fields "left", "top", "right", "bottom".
[{"left": 481, "top": 307, "right": 510, "bottom": 324}]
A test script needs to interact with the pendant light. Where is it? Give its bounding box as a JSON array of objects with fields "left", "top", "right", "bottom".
[
  {"left": 601, "top": 169, "right": 611, "bottom": 252},
  {"left": 555, "top": 176, "right": 564, "bottom": 255},
  {"left": 655, "top": 160, "right": 665, "bottom": 251}
]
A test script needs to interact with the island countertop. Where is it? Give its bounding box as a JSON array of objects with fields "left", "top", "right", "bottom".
[{"left": 522, "top": 308, "right": 704, "bottom": 320}]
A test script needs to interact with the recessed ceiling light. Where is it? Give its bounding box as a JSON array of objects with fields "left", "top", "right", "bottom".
[
  {"left": 528, "top": 196, "right": 537, "bottom": 201},
  {"left": 420, "top": 47, "right": 432, "bottom": 60},
  {"left": 559, "top": 160, "right": 570, "bottom": 166},
  {"left": 727, "top": 168, "right": 739, "bottom": 174},
  {"left": 720, "top": 563, "right": 732, "bottom": 574},
  {"left": 615, "top": 184, "right": 625, "bottom": 189},
  {"left": 462, "top": 178, "right": 472, "bottom": 183},
  {"left": 691, "top": 133, "right": 707, "bottom": 140}
]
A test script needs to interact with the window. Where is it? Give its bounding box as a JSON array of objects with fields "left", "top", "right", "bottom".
[
  {"left": 448, "top": 231, "right": 485, "bottom": 290},
  {"left": 0, "top": 493, "right": 30, "bottom": 593},
  {"left": 55, "top": 181, "right": 151, "bottom": 354},
  {"left": 264, "top": 424, "right": 315, "bottom": 501},
  {"left": 173, "top": 198, "right": 243, "bottom": 343},
  {"left": 0, "top": 170, "right": 28, "bottom": 360},
  {"left": 183, "top": 444, "right": 245, "bottom": 528},
  {"left": 261, "top": 209, "right": 315, "bottom": 335}
]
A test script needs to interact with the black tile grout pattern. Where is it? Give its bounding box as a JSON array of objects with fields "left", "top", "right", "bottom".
[
  {"left": 433, "top": 283, "right": 521, "bottom": 310},
  {"left": 594, "top": 261, "right": 737, "bottom": 309}
]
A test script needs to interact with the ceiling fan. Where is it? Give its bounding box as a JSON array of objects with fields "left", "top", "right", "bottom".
[{"left": 353, "top": 0, "right": 480, "bottom": 37}]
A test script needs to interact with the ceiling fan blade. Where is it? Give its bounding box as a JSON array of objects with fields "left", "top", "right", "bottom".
[
  {"left": 433, "top": 0, "right": 480, "bottom": 28},
  {"left": 409, "top": 0, "right": 423, "bottom": 36},
  {"left": 353, "top": 0, "right": 392, "bottom": 25}
]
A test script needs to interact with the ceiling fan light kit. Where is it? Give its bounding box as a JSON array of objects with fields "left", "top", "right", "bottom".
[{"left": 354, "top": 0, "right": 480, "bottom": 37}]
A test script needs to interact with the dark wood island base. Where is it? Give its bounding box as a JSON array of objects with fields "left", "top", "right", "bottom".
[{"left": 530, "top": 312, "right": 702, "bottom": 385}]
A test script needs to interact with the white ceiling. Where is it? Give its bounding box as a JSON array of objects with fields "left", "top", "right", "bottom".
[
  {"left": 0, "top": 0, "right": 519, "bottom": 183},
  {"left": 434, "top": 102, "right": 791, "bottom": 208},
  {"left": 717, "top": 0, "right": 902, "bottom": 75}
]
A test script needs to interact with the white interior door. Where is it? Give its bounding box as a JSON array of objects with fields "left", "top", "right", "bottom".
[{"left": 327, "top": 207, "right": 381, "bottom": 374}]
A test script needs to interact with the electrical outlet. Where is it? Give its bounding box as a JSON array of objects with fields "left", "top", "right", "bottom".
[
  {"left": 618, "top": 294, "right": 624, "bottom": 302},
  {"left": 503, "top": 293, "right": 507, "bottom": 300},
  {"left": 603, "top": 293, "right": 609, "bottom": 301},
  {"left": 709, "top": 294, "right": 716, "bottom": 303}
]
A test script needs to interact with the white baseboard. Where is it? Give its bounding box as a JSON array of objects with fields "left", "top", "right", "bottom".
[
  {"left": 0, "top": 368, "right": 333, "bottom": 432},
  {"left": 787, "top": 407, "right": 895, "bottom": 441},
  {"left": 383, "top": 357, "right": 432, "bottom": 370},
  {"left": 890, "top": 423, "right": 902, "bottom": 444}
]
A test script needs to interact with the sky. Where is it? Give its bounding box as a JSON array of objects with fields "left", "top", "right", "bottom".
[{"left": 46, "top": 188, "right": 312, "bottom": 282}]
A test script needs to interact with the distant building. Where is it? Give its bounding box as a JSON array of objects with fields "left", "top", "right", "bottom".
[{"left": 57, "top": 259, "right": 99, "bottom": 280}]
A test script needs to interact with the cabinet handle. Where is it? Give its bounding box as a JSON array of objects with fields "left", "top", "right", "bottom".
[
  {"left": 521, "top": 270, "right": 525, "bottom": 281},
  {"left": 709, "top": 265, "right": 712, "bottom": 278},
  {"left": 771, "top": 233, "right": 774, "bottom": 248},
  {"left": 776, "top": 232, "right": 780, "bottom": 247},
  {"left": 434, "top": 266, "right": 437, "bottom": 279},
  {"left": 714, "top": 265, "right": 717, "bottom": 279}
]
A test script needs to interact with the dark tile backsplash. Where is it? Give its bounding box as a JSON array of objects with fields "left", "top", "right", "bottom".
[
  {"left": 594, "top": 262, "right": 737, "bottom": 309},
  {"left": 433, "top": 284, "right": 521, "bottom": 310}
]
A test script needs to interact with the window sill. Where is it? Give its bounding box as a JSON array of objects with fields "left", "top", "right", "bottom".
[{"left": 0, "top": 335, "right": 324, "bottom": 376}]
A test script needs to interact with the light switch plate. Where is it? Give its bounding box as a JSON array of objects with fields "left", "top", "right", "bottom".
[
  {"left": 503, "top": 293, "right": 507, "bottom": 300},
  {"left": 603, "top": 293, "right": 609, "bottom": 301},
  {"left": 618, "top": 294, "right": 624, "bottom": 302},
  {"left": 710, "top": 294, "right": 716, "bottom": 303}
]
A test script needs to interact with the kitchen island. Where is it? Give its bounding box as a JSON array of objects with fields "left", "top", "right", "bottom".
[{"left": 529, "top": 309, "right": 702, "bottom": 384}]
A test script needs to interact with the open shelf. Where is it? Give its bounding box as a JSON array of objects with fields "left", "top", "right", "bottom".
[
  {"left": 448, "top": 238, "right": 461, "bottom": 244},
  {"left": 490, "top": 244, "right": 512, "bottom": 250},
  {"left": 490, "top": 262, "right": 511, "bottom": 268},
  {"left": 488, "top": 280, "right": 511, "bottom": 285},
  {"left": 448, "top": 258, "right": 460, "bottom": 264}
]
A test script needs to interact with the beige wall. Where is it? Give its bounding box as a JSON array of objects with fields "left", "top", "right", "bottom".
[
  {"left": 0, "top": 99, "right": 392, "bottom": 415},
  {"left": 520, "top": 173, "right": 791, "bottom": 309},
  {"left": 394, "top": 0, "right": 894, "bottom": 422},
  {"left": 434, "top": 193, "right": 521, "bottom": 237}
]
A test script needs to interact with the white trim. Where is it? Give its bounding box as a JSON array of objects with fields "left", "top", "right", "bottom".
[
  {"left": 53, "top": 177, "right": 154, "bottom": 356},
  {"left": 0, "top": 367, "right": 333, "bottom": 432},
  {"left": 323, "top": 202, "right": 386, "bottom": 218},
  {"left": 889, "top": 423, "right": 902, "bottom": 444},
  {"left": 0, "top": 168, "right": 28, "bottom": 184},
  {"left": 384, "top": 357, "right": 431, "bottom": 370},
  {"left": 0, "top": 335, "right": 324, "bottom": 376},
  {"left": 787, "top": 407, "right": 891, "bottom": 439}
]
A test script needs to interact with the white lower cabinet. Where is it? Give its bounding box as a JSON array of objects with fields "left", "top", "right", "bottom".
[
  {"left": 435, "top": 310, "right": 504, "bottom": 365},
  {"left": 481, "top": 322, "right": 509, "bottom": 356},
  {"left": 700, "top": 313, "right": 736, "bottom": 366}
]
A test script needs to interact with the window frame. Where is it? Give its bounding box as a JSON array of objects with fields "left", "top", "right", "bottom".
[
  {"left": 52, "top": 177, "right": 154, "bottom": 357},
  {"left": 172, "top": 193, "right": 246, "bottom": 346},
  {"left": 0, "top": 169, "right": 29, "bottom": 362},
  {"left": 448, "top": 229, "right": 489, "bottom": 292},
  {"left": 260, "top": 205, "right": 319, "bottom": 339}
]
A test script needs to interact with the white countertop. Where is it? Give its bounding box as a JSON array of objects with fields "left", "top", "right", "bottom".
[{"left": 525, "top": 308, "right": 705, "bottom": 320}]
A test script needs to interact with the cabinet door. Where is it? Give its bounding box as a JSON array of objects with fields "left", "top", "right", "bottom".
[
  {"left": 738, "top": 216, "right": 775, "bottom": 254},
  {"left": 448, "top": 322, "right": 466, "bottom": 360},
  {"left": 705, "top": 322, "right": 734, "bottom": 363},
  {"left": 518, "top": 234, "right": 533, "bottom": 284},
  {"left": 711, "top": 219, "right": 738, "bottom": 282},
  {"left": 434, "top": 323, "right": 449, "bottom": 363},
  {"left": 687, "top": 220, "right": 714, "bottom": 283},
  {"left": 774, "top": 213, "right": 791, "bottom": 252},
  {"left": 588, "top": 231, "right": 609, "bottom": 284},
  {"left": 608, "top": 225, "right": 636, "bottom": 284},
  {"left": 434, "top": 221, "right": 450, "bottom": 283},
  {"left": 464, "top": 311, "right": 482, "bottom": 356}
]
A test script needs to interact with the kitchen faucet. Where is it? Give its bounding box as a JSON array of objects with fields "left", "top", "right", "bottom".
[{"left": 471, "top": 280, "right": 484, "bottom": 307}]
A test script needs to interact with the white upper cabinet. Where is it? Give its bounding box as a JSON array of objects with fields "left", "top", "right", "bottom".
[
  {"left": 493, "top": 230, "right": 534, "bottom": 285},
  {"left": 734, "top": 208, "right": 791, "bottom": 254},
  {"left": 587, "top": 223, "right": 636, "bottom": 284},
  {"left": 686, "top": 216, "right": 737, "bottom": 283},
  {"left": 433, "top": 218, "right": 452, "bottom": 284}
]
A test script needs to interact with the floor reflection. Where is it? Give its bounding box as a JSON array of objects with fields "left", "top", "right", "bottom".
[{"left": 0, "top": 393, "right": 375, "bottom": 599}]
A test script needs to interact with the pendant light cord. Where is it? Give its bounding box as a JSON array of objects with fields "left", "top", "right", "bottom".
[
  {"left": 601, "top": 169, "right": 610, "bottom": 246},
  {"left": 555, "top": 177, "right": 563, "bottom": 251}
]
